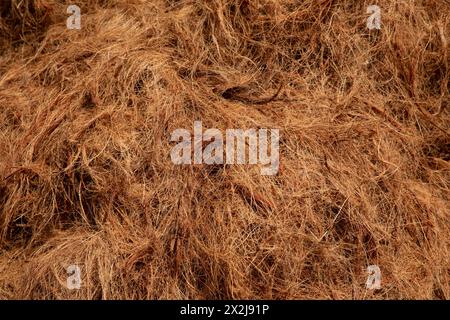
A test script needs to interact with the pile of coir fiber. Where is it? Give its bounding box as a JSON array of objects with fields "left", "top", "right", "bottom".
[{"left": 0, "top": 0, "right": 449, "bottom": 299}]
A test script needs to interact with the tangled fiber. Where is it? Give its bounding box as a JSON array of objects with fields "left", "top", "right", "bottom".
[{"left": 0, "top": 0, "right": 449, "bottom": 299}]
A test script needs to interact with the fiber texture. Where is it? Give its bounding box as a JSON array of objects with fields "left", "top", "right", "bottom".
[{"left": 0, "top": 0, "right": 449, "bottom": 299}]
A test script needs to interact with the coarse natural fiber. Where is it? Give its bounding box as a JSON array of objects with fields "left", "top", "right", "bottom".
[{"left": 0, "top": 0, "right": 448, "bottom": 299}]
